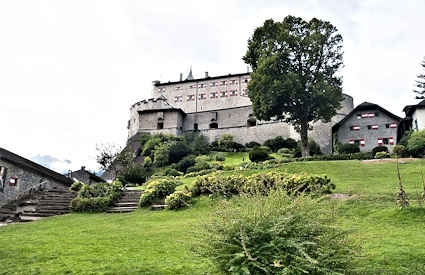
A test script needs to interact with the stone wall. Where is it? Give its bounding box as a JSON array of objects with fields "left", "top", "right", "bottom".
[{"left": 0, "top": 159, "right": 68, "bottom": 208}]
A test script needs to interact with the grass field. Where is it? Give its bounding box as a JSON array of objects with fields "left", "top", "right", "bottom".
[{"left": 2, "top": 157, "right": 425, "bottom": 274}]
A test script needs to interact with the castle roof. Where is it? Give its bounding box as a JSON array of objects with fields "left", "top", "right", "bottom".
[
  {"left": 155, "top": 72, "right": 250, "bottom": 87},
  {"left": 332, "top": 101, "right": 401, "bottom": 132},
  {"left": 0, "top": 147, "right": 73, "bottom": 186},
  {"left": 403, "top": 99, "right": 425, "bottom": 116}
]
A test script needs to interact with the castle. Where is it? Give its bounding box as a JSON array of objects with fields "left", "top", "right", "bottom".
[{"left": 127, "top": 69, "right": 354, "bottom": 154}]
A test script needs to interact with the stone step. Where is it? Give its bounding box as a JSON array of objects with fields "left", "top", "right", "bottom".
[
  {"left": 19, "top": 212, "right": 56, "bottom": 217},
  {"left": 40, "top": 195, "right": 75, "bottom": 200},
  {"left": 151, "top": 204, "right": 166, "bottom": 211},
  {"left": 23, "top": 210, "right": 70, "bottom": 215},
  {"left": 19, "top": 216, "right": 43, "bottom": 222},
  {"left": 39, "top": 199, "right": 73, "bottom": 204},
  {"left": 107, "top": 208, "right": 138, "bottom": 213},
  {"left": 115, "top": 202, "right": 138, "bottom": 207},
  {"left": 37, "top": 206, "right": 70, "bottom": 211}
]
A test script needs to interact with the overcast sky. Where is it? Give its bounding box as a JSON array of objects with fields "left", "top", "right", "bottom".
[{"left": 1, "top": 0, "right": 424, "bottom": 173}]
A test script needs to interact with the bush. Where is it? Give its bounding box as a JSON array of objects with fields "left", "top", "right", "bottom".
[
  {"left": 139, "top": 133, "right": 152, "bottom": 150},
  {"left": 214, "top": 152, "right": 226, "bottom": 162},
  {"left": 283, "top": 138, "right": 298, "bottom": 149},
  {"left": 142, "top": 136, "right": 162, "bottom": 158},
  {"left": 119, "top": 163, "right": 151, "bottom": 185},
  {"left": 163, "top": 168, "right": 183, "bottom": 177},
  {"left": 194, "top": 191, "right": 356, "bottom": 274},
  {"left": 408, "top": 130, "right": 425, "bottom": 157},
  {"left": 186, "top": 161, "right": 210, "bottom": 173},
  {"left": 192, "top": 134, "right": 210, "bottom": 155},
  {"left": 174, "top": 155, "right": 196, "bottom": 173},
  {"left": 165, "top": 191, "right": 192, "bottom": 210},
  {"left": 168, "top": 141, "right": 192, "bottom": 163},
  {"left": 70, "top": 181, "right": 84, "bottom": 192},
  {"left": 263, "top": 136, "right": 287, "bottom": 152},
  {"left": 139, "top": 178, "right": 179, "bottom": 207},
  {"left": 245, "top": 141, "right": 261, "bottom": 148},
  {"left": 293, "top": 139, "right": 322, "bottom": 157},
  {"left": 249, "top": 147, "right": 270, "bottom": 162},
  {"left": 143, "top": 156, "right": 152, "bottom": 167},
  {"left": 375, "top": 151, "right": 390, "bottom": 159},
  {"left": 153, "top": 143, "right": 171, "bottom": 167},
  {"left": 338, "top": 143, "right": 360, "bottom": 154},
  {"left": 372, "top": 146, "right": 388, "bottom": 156},
  {"left": 191, "top": 172, "right": 334, "bottom": 198},
  {"left": 195, "top": 155, "right": 210, "bottom": 163},
  {"left": 398, "top": 132, "right": 411, "bottom": 147},
  {"left": 70, "top": 181, "right": 123, "bottom": 212},
  {"left": 393, "top": 144, "right": 408, "bottom": 157}
]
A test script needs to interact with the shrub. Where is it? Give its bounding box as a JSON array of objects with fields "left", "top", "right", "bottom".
[
  {"left": 70, "top": 181, "right": 84, "bottom": 192},
  {"left": 338, "top": 143, "right": 360, "bottom": 154},
  {"left": 194, "top": 191, "right": 356, "bottom": 274},
  {"left": 184, "top": 169, "right": 217, "bottom": 178},
  {"left": 293, "top": 139, "right": 322, "bottom": 157},
  {"left": 186, "top": 161, "right": 210, "bottom": 173},
  {"left": 372, "top": 146, "right": 388, "bottom": 156},
  {"left": 191, "top": 173, "right": 244, "bottom": 198},
  {"left": 195, "top": 155, "right": 210, "bottom": 163},
  {"left": 398, "top": 131, "right": 411, "bottom": 147},
  {"left": 245, "top": 141, "right": 261, "bottom": 148},
  {"left": 119, "top": 163, "right": 151, "bottom": 185},
  {"left": 192, "top": 134, "right": 210, "bottom": 155},
  {"left": 139, "top": 178, "right": 179, "bottom": 207},
  {"left": 139, "top": 132, "right": 152, "bottom": 149},
  {"left": 168, "top": 141, "right": 192, "bottom": 163},
  {"left": 283, "top": 137, "right": 298, "bottom": 149},
  {"left": 393, "top": 144, "right": 408, "bottom": 157},
  {"left": 165, "top": 191, "right": 192, "bottom": 210},
  {"left": 142, "top": 137, "right": 162, "bottom": 158},
  {"left": 209, "top": 140, "right": 220, "bottom": 151},
  {"left": 71, "top": 181, "right": 123, "bottom": 212},
  {"left": 153, "top": 143, "right": 171, "bottom": 167},
  {"left": 214, "top": 152, "right": 226, "bottom": 162},
  {"left": 375, "top": 151, "right": 390, "bottom": 159},
  {"left": 175, "top": 155, "right": 196, "bottom": 173},
  {"left": 408, "top": 129, "right": 425, "bottom": 157},
  {"left": 143, "top": 156, "right": 152, "bottom": 167},
  {"left": 163, "top": 168, "right": 183, "bottom": 177},
  {"left": 249, "top": 147, "right": 270, "bottom": 162},
  {"left": 277, "top": 147, "right": 293, "bottom": 158},
  {"left": 263, "top": 136, "right": 286, "bottom": 152}
]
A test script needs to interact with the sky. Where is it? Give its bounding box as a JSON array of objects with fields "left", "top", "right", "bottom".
[{"left": 0, "top": 0, "right": 424, "bottom": 173}]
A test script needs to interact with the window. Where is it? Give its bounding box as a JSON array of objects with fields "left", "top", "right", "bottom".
[
  {"left": 187, "top": 94, "right": 195, "bottom": 101},
  {"left": 241, "top": 88, "right": 248, "bottom": 96},
  {"left": 368, "top": 125, "right": 379, "bottom": 130},
  {"left": 383, "top": 138, "right": 389, "bottom": 145},
  {"left": 385, "top": 123, "right": 390, "bottom": 128},
  {"left": 244, "top": 78, "right": 249, "bottom": 83},
  {"left": 229, "top": 90, "right": 238, "bottom": 96},
  {"left": 357, "top": 114, "right": 362, "bottom": 119},
  {"left": 220, "top": 91, "right": 227, "bottom": 98},
  {"left": 194, "top": 123, "right": 198, "bottom": 131},
  {"left": 247, "top": 117, "right": 256, "bottom": 127},
  {"left": 210, "top": 92, "right": 218, "bottom": 99},
  {"left": 354, "top": 140, "right": 360, "bottom": 145},
  {"left": 350, "top": 125, "right": 360, "bottom": 131},
  {"left": 174, "top": 96, "right": 183, "bottom": 103},
  {"left": 209, "top": 119, "right": 218, "bottom": 129},
  {"left": 221, "top": 80, "right": 226, "bottom": 86},
  {"left": 211, "top": 82, "right": 216, "bottom": 87},
  {"left": 157, "top": 118, "right": 164, "bottom": 130},
  {"left": 199, "top": 93, "right": 206, "bottom": 100},
  {"left": 0, "top": 166, "right": 7, "bottom": 192},
  {"left": 415, "top": 119, "right": 418, "bottom": 130}
]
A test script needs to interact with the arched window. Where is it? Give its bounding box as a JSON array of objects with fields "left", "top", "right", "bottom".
[
  {"left": 209, "top": 118, "right": 218, "bottom": 129},
  {"left": 247, "top": 114, "right": 256, "bottom": 127},
  {"left": 157, "top": 118, "right": 164, "bottom": 129},
  {"left": 194, "top": 123, "right": 199, "bottom": 131}
]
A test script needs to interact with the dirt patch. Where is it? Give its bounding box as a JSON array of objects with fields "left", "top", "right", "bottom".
[
  {"left": 361, "top": 158, "right": 419, "bottom": 164},
  {"left": 328, "top": 193, "right": 358, "bottom": 201}
]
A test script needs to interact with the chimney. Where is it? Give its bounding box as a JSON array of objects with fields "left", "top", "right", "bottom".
[
  {"left": 205, "top": 71, "right": 209, "bottom": 78},
  {"left": 81, "top": 166, "right": 85, "bottom": 171},
  {"left": 152, "top": 80, "right": 160, "bottom": 86},
  {"left": 179, "top": 73, "right": 183, "bottom": 81}
]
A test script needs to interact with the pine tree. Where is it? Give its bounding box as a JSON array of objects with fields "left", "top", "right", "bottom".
[{"left": 413, "top": 57, "right": 425, "bottom": 99}]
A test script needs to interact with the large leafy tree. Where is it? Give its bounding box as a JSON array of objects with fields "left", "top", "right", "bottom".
[
  {"left": 243, "top": 16, "right": 344, "bottom": 156},
  {"left": 413, "top": 57, "right": 425, "bottom": 99}
]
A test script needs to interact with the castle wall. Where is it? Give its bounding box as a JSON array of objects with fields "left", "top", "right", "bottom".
[{"left": 152, "top": 73, "right": 252, "bottom": 113}]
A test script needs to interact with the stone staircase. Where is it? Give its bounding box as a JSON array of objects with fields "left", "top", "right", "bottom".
[
  {"left": 107, "top": 189, "right": 142, "bottom": 213},
  {"left": 0, "top": 189, "right": 77, "bottom": 223}
]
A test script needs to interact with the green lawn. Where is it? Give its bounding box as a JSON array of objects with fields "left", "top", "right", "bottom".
[{"left": 2, "top": 158, "right": 425, "bottom": 274}]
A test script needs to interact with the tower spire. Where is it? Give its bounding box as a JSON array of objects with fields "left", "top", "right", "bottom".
[{"left": 186, "top": 66, "right": 193, "bottom": 80}]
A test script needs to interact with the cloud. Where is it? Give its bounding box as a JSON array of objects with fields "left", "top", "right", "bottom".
[{"left": 31, "top": 155, "right": 73, "bottom": 174}]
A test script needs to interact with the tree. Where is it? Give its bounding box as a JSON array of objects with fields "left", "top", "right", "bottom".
[
  {"left": 413, "top": 57, "right": 425, "bottom": 99},
  {"left": 243, "top": 16, "right": 344, "bottom": 156},
  {"left": 96, "top": 143, "right": 135, "bottom": 180}
]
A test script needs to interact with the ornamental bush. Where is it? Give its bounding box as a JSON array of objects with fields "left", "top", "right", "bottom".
[
  {"left": 393, "top": 144, "right": 408, "bottom": 157},
  {"left": 338, "top": 143, "right": 360, "bottom": 154},
  {"left": 194, "top": 191, "right": 356, "bottom": 274},
  {"left": 248, "top": 147, "right": 270, "bottom": 162},
  {"left": 245, "top": 141, "right": 261, "bottom": 148},
  {"left": 375, "top": 151, "right": 390, "bottom": 159},
  {"left": 118, "top": 163, "right": 151, "bottom": 185},
  {"left": 214, "top": 152, "right": 226, "bottom": 161},
  {"left": 165, "top": 191, "right": 192, "bottom": 210},
  {"left": 371, "top": 146, "right": 388, "bottom": 156},
  {"left": 407, "top": 129, "right": 425, "bottom": 157},
  {"left": 139, "top": 178, "right": 179, "bottom": 207},
  {"left": 70, "top": 181, "right": 123, "bottom": 212},
  {"left": 174, "top": 155, "right": 196, "bottom": 173},
  {"left": 70, "top": 181, "right": 84, "bottom": 192}
]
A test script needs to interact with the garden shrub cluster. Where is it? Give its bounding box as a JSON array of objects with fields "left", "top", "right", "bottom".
[
  {"left": 70, "top": 181, "right": 123, "bottom": 212},
  {"left": 407, "top": 130, "right": 425, "bottom": 157},
  {"left": 338, "top": 143, "right": 360, "bottom": 154},
  {"left": 263, "top": 136, "right": 297, "bottom": 152},
  {"left": 375, "top": 151, "right": 390, "bottom": 159},
  {"left": 70, "top": 181, "right": 84, "bottom": 192},
  {"left": 139, "top": 178, "right": 180, "bottom": 207},
  {"left": 165, "top": 191, "right": 192, "bottom": 210},
  {"left": 118, "top": 163, "right": 152, "bottom": 185},
  {"left": 371, "top": 145, "right": 388, "bottom": 156},
  {"left": 191, "top": 171, "right": 334, "bottom": 198},
  {"left": 194, "top": 190, "right": 356, "bottom": 274},
  {"left": 248, "top": 147, "right": 270, "bottom": 162}
]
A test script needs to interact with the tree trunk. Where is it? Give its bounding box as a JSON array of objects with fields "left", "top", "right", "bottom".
[{"left": 300, "top": 122, "right": 310, "bottom": 157}]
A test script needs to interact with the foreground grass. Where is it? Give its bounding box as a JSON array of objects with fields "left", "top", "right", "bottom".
[{"left": 2, "top": 159, "right": 425, "bottom": 274}]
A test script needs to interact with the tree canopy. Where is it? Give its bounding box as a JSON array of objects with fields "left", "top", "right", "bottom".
[
  {"left": 413, "top": 57, "right": 425, "bottom": 99},
  {"left": 243, "top": 16, "right": 344, "bottom": 156}
]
